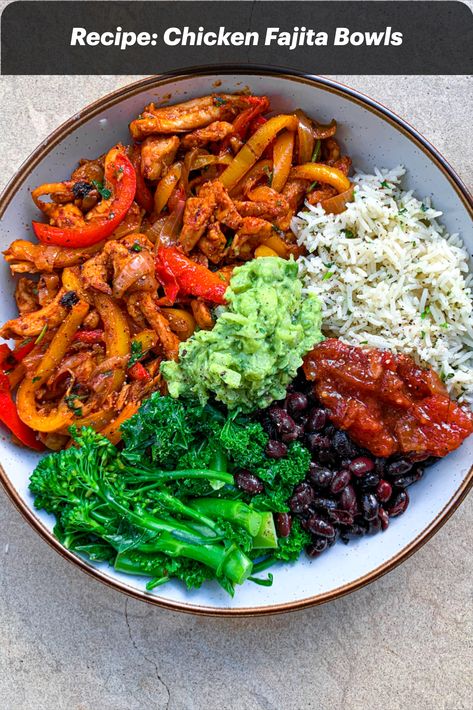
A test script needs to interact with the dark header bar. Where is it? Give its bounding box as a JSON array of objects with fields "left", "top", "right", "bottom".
[{"left": 2, "top": 1, "right": 472, "bottom": 75}]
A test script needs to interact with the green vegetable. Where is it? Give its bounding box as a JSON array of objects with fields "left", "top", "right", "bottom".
[
  {"left": 30, "top": 394, "right": 314, "bottom": 593},
  {"left": 161, "top": 257, "right": 323, "bottom": 411},
  {"left": 92, "top": 179, "right": 112, "bottom": 200},
  {"left": 128, "top": 340, "right": 143, "bottom": 368}
]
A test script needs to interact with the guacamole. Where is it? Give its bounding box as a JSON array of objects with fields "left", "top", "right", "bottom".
[{"left": 161, "top": 257, "right": 323, "bottom": 411}]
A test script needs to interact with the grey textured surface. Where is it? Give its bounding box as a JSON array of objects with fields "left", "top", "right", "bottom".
[{"left": 0, "top": 72, "right": 472, "bottom": 710}]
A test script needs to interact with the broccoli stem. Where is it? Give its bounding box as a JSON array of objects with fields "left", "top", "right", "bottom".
[
  {"left": 115, "top": 535, "right": 253, "bottom": 585},
  {"left": 188, "top": 498, "right": 263, "bottom": 537},
  {"left": 152, "top": 492, "right": 222, "bottom": 536},
  {"left": 123, "top": 468, "right": 235, "bottom": 486}
]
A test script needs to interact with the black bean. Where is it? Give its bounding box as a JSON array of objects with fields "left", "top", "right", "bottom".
[
  {"left": 343, "top": 523, "right": 366, "bottom": 538},
  {"left": 312, "top": 496, "right": 338, "bottom": 512},
  {"left": 317, "top": 450, "right": 338, "bottom": 467},
  {"left": 286, "top": 392, "right": 308, "bottom": 417},
  {"left": 269, "top": 407, "right": 297, "bottom": 435},
  {"left": 306, "top": 538, "right": 328, "bottom": 557},
  {"left": 330, "top": 469, "right": 351, "bottom": 494},
  {"left": 265, "top": 439, "right": 288, "bottom": 459},
  {"left": 378, "top": 507, "right": 389, "bottom": 531},
  {"left": 374, "top": 457, "right": 387, "bottom": 475},
  {"left": 376, "top": 479, "right": 392, "bottom": 502},
  {"left": 307, "top": 463, "right": 333, "bottom": 489},
  {"left": 386, "top": 459, "right": 413, "bottom": 477},
  {"left": 332, "top": 430, "right": 358, "bottom": 458},
  {"left": 306, "top": 433, "right": 331, "bottom": 452},
  {"left": 392, "top": 472, "right": 422, "bottom": 489},
  {"left": 282, "top": 424, "right": 304, "bottom": 444},
  {"left": 275, "top": 513, "right": 292, "bottom": 538},
  {"left": 367, "top": 516, "right": 382, "bottom": 535},
  {"left": 340, "top": 484, "right": 358, "bottom": 514},
  {"left": 359, "top": 472, "right": 380, "bottom": 490},
  {"left": 328, "top": 509, "right": 354, "bottom": 526},
  {"left": 305, "top": 408, "right": 327, "bottom": 432},
  {"left": 306, "top": 516, "right": 336, "bottom": 538},
  {"left": 361, "top": 493, "right": 379, "bottom": 521},
  {"left": 289, "top": 482, "right": 314, "bottom": 513},
  {"left": 234, "top": 470, "right": 264, "bottom": 495},
  {"left": 349, "top": 456, "right": 375, "bottom": 477},
  {"left": 387, "top": 490, "right": 409, "bottom": 517}
]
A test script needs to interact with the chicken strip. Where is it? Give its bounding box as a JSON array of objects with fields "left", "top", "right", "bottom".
[
  {"left": 135, "top": 293, "right": 180, "bottom": 361},
  {"left": 0, "top": 289, "right": 68, "bottom": 339},
  {"left": 129, "top": 95, "right": 246, "bottom": 139},
  {"left": 180, "top": 121, "right": 234, "bottom": 150},
  {"left": 140, "top": 136, "right": 179, "bottom": 181},
  {"left": 4, "top": 239, "right": 104, "bottom": 274}
]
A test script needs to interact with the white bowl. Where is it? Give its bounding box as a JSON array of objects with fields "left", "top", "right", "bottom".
[{"left": 0, "top": 69, "right": 471, "bottom": 615}]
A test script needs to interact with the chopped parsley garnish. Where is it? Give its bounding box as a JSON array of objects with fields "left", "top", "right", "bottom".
[
  {"left": 360, "top": 340, "right": 368, "bottom": 345},
  {"left": 308, "top": 181, "right": 318, "bottom": 192},
  {"left": 420, "top": 306, "right": 431, "bottom": 320},
  {"left": 342, "top": 229, "right": 355, "bottom": 239},
  {"left": 92, "top": 180, "right": 112, "bottom": 200},
  {"left": 64, "top": 395, "right": 83, "bottom": 417},
  {"left": 399, "top": 207, "right": 407, "bottom": 215},
  {"left": 128, "top": 340, "right": 143, "bottom": 368},
  {"left": 35, "top": 324, "right": 48, "bottom": 344},
  {"left": 420, "top": 203, "right": 428, "bottom": 212},
  {"left": 32, "top": 376, "right": 41, "bottom": 383},
  {"left": 420, "top": 331, "right": 426, "bottom": 338},
  {"left": 213, "top": 96, "right": 227, "bottom": 107},
  {"left": 271, "top": 224, "right": 284, "bottom": 236},
  {"left": 131, "top": 242, "right": 142, "bottom": 252},
  {"left": 311, "top": 140, "right": 321, "bottom": 162},
  {"left": 440, "top": 322, "right": 448, "bottom": 329},
  {"left": 322, "top": 270, "right": 334, "bottom": 281},
  {"left": 380, "top": 180, "right": 390, "bottom": 188},
  {"left": 263, "top": 165, "right": 273, "bottom": 183}
]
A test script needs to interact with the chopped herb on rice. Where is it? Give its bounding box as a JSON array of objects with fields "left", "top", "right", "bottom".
[{"left": 292, "top": 166, "right": 473, "bottom": 404}]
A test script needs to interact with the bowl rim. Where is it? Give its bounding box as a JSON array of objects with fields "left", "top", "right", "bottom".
[{"left": 0, "top": 66, "right": 471, "bottom": 617}]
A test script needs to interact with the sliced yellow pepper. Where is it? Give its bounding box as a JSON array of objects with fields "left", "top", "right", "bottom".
[
  {"left": 17, "top": 301, "right": 89, "bottom": 432},
  {"left": 131, "top": 329, "right": 158, "bottom": 354},
  {"left": 154, "top": 162, "right": 182, "bottom": 214},
  {"left": 94, "top": 293, "right": 130, "bottom": 392},
  {"left": 220, "top": 114, "right": 298, "bottom": 191},
  {"left": 62, "top": 266, "right": 92, "bottom": 304},
  {"left": 255, "top": 245, "right": 279, "bottom": 258},
  {"left": 160, "top": 308, "right": 196, "bottom": 341},
  {"left": 290, "top": 163, "right": 351, "bottom": 194},
  {"left": 272, "top": 130, "right": 295, "bottom": 192}
]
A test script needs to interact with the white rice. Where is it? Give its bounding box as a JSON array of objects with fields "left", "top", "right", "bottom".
[{"left": 292, "top": 166, "right": 473, "bottom": 404}]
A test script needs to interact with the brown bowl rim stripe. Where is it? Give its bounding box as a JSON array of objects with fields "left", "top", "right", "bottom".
[{"left": 0, "top": 67, "right": 471, "bottom": 617}]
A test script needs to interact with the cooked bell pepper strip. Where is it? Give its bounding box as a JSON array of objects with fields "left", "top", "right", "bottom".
[
  {"left": 154, "top": 162, "right": 183, "bottom": 214},
  {"left": 16, "top": 301, "right": 89, "bottom": 433},
  {"left": 155, "top": 247, "right": 227, "bottom": 305},
  {"left": 12, "top": 339, "right": 36, "bottom": 362},
  {"left": 61, "top": 267, "right": 93, "bottom": 304},
  {"left": 32, "top": 147, "right": 136, "bottom": 247},
  {"left": 0, "top": 343, "right": 13, "bottom": 370},
  {"left": 272, "top": 130, "right": 295, "bottom": 192},
  {"left": 130, "top": 145, "right": 154, "bottom": 213},
  {"left": 220, "top": 114, "right": 298, "bottom": 191},
  {"left": 290, "top": 163, "right": 351, "bottom": 194},
  {"left": 0, "top": 373, "right": 44, "bottom": 450},
  {"left": 73, "top": 329, "right": 104, "bottom": 344},
  {"left": 128, "top": 362, "right": 151, "bottom": 382},
  {"left": 100, "top": 401, "right": 140, "bottom": 445},
  {"left": 230, "top": 96, "right": 270, "bottom": 142},
  {"left": 94, "top": 293, "right": 131, "bottom": 393}
]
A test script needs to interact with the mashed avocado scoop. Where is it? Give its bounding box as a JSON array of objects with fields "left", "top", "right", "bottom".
[{"left": 161, "top": 257, "right": 323, "bottom": 411}]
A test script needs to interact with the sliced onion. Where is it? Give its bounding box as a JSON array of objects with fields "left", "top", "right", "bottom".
[
  {"left": 295, "top": 109, "right": 315, "bottom": 164},
  {"left": 156, "top": 200, "right": 186, "bottom": 248},
  {"left": 313, "top": 119, "right": 337, "bottom": 140},
  {"left": 113, "top": 251, "right": 155, "bottom": 299},
  {"left": 320, "top": 185, "right": 354, "bottom": 214}
]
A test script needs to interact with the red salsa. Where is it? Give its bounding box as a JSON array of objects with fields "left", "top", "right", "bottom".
[{"left": 303, "top": 339, "right": 473, "bottom": 458}]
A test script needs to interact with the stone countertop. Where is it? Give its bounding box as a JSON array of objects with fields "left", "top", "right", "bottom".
[{"left": 0, "top": 74, "right": 471, "bottom": 710}]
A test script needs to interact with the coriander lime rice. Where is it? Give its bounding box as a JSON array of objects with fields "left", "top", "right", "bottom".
[{"left": 292, "top": 167, "right": 473, "bottom": 404}]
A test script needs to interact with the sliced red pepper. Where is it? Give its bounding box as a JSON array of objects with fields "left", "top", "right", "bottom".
[
  {"left": 0, "top": 373, "right": 44, "bottom": 450},
  {"left": 12, "top": 339, "right": 36, "bottom": 362},
  {"left": 33, "top": 146, "right": 136, "bottom": 248},
  {"left": 128, "top": 362, "right": 151, "bottom": 382},
  {"left": 155, "top": 247, "right": 227, "bottom": 305},
  {"left": 73, "top": 329, "right": 105, "bottom": 344},
  {"left": 222, "top": 96, "right": 270, "bottom": 149},
  {"left": 0, "top": 344, "right": 12, "bottom": 370},
  {"left": 130, "top": 145, "right": 154, "bottom": 213}
]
